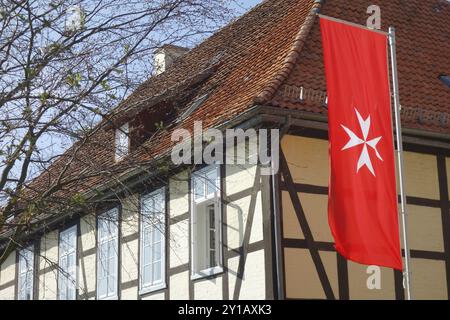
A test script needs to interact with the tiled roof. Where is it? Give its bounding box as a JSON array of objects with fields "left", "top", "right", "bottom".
[
  {"left": 14, "top": 0, "right": 317, "bottom": 206},
  {"left": 4, "top": 0, "right": 450, "bottom": 226},
  {"left": 271, "top": 0, "right": 450, "bottom": 134}
]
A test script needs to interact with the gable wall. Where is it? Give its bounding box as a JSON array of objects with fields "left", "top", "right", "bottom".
[
  {"left": 280, "top": 133, "right": 449, "bottom": 300},
  {"left": 0, "top": 141, "right": 273, "bottom": 300}
]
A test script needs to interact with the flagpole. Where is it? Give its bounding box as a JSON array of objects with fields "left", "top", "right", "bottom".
[{"left": 388, "top": 26, "right": 412, "bottom": 300}]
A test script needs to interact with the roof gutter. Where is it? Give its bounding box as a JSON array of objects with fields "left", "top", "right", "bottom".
[{"left": 0, "top": 104, "right": 264, "bottom": 250}]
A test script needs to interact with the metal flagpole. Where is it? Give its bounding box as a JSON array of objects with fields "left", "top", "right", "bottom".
[{"left": 388, "top": 26, "right": 412, "bottom": 300}]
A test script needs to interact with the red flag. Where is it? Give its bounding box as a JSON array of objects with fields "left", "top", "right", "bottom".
[{"left": 320, "top": 17, "right": 402, "bottom": 270}]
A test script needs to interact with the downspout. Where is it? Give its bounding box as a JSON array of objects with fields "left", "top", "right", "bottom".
[{"left": 271, "top": 115, "right": 291, "bottom": 300}]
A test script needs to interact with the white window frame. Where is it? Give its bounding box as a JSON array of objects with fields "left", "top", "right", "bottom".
[
  {"left": 190, "top": 164, "right": 223, "bottom": 280},
  {"left": 96, "top": 208, "right": 119, "bottom": 300},
  {"left": 115, "top": 123, "right": 129, "bottom": 162},
  {"left": 139, "top": 187, "right": 166, "bottom": 295},
  {"left": 18, "top": 245, "right": 34, "bottom": 300},
  {"left": 58, "top": 225, "right": 77, "bottom": 300}
]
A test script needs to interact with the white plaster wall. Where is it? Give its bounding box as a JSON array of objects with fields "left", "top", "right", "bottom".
[
  {"left": 38, "top": 230, "right": 59, "bottom": 300},
  {"left": 169, "top": 271, "right": 190, "bottom": 300},
  {"left": 120, "top": 194, "right": 139, "bottom": 298},
  {"left": 78, "top": 214, "right": 96, "bottom": 299},
  {"left": 193, "top": 275, "right": 223, "bottom": 300},
  {"left": 227, "top": 250, "right": 266, "bottom": 300},
  {"left": 224, "top": 161, "right": 267, "bottom": 300},
  {"left": 1, "top": 150, "right": 270, "bottom": 300},
  {"left": 140, "top": 291, "right": 165, "bottom": 300},
  {"left": 0, "top": 251, "right": 16, "bottom": 299},
  {"left": 169, "top": 171, "right": 190, "bottom": 270}
]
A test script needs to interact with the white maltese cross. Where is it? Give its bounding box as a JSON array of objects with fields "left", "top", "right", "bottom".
[{"left": 341, "top": 108, "right": 383, "bottom": 176}]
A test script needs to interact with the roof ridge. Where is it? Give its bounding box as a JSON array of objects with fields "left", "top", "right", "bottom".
[{"left": 254, "top": 0, "right": 323, "bottom": 104}]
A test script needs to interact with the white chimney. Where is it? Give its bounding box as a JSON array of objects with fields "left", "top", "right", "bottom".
[{"left": 154, "top": 45, "right": 189, "bottom": 75}]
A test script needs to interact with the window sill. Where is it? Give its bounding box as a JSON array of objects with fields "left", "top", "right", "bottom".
[
  {"left": 191, "top": 266, "right": 223, "bottom": 281},
  {"left": 139, "top": 283, "right": 166, "bottom": 296}
]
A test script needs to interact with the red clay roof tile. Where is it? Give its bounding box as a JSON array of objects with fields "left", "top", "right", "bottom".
[{"left": 15, "top": 0, "right": 450, "bottom": 209}]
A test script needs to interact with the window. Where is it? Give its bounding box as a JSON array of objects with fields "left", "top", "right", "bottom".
[
  {"left": 191, "top": 165, "right": 222, "bottom": 279},
  {"left": 18, "top": 245, "right": 34, "bottom": 300},
  {"left": 177, "top": 93, "right": 210, "bottom": 123},
  {"left": 439, "top": 75, "right": 450, "bottom": 88},
  {"left": 115, "top": 123, "right": 129, "bottom": 162},
  {"left": 58, "top": 225, "right": 77, "bottom": 300},
  {"left": 140, "top": 188, "right": 166, "bottom": 294},
  {"left": 97, "top": 208, "right": 119, "bottom": 300},
  {"left": 5, "top": 213, "right": 14, "bottom": 223}
]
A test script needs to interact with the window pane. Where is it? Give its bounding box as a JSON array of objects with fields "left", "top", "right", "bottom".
[
  {"left": 209, "top": 206, "right": 215, "bottom": 228},
  {"left": 143, "top": 243, "right": 151, "bottom": 266},
  {"left": 108, "top": 273, "right": 116, "bottom": 296},
  {"left": 153, "top": 193, "right": 163, "bottom": 214},
  {"left": 98, "top": 276, "right": 107, "bottom": 298},
  {"left": 153, "top": 261, "right": 161, "bottom": 282},
  {"left": 98, "top": 251, "right": 106, "bottom": 280},
  {"left": 154, "top": 226, "right": 162, "bottom": 242},
  {"left": 61, "top": 256, "right": 68, "bottom": 271},
  {"left": 210, "top": 231, "right": 216, "bottom": 248},
  {"left": 26, "top": 271, "right": 33, "bottom": 298},
  {"left": 98, "top": 219, "right": 106, "bottom": 240},
  {"left": 108, "top": 240, "right": 115, "bottom": 260},
  {"left": 60, "top": 237, "right": 68, "bottom": 254},
  {"left": 59, "top": 272, "right": 67, "bottom": 300},
  {"left": 206, "top": 169, "right": 217, "bottom": 196},
  {"left": 68, "top": 228, "right": 77, "bottom": 251},
  {"left": 210, "top": 250, "right": 216, "bottom": 268},
  {"left": 153, "top": 241, "right": 161, "bottom": 262},
  {"left": 115, "top": 123, "right": 129, "bottom": 160},
  {"left": 143, "top": 265, "right": 151, "bottom": 285},
  {"left": 68, "top": 254, "right": 75, "bottom": 274},
  {"left": 140, "top": 188, "right": 165, "bottom": 290},
  {"left": 143, "top": 226, "right": 151, "bottom": 244},
  {"left": 68, "top": 285, "right": 76, "bottom": 300},
  {"left": 194, "top": 176, "right": 205, "bottom": 200},
  {"left": 99, "top": 243, "right": 107, "bottom": 267},
  {"left": 108, "top": 243, "right": 116, "bottom": 277},
  {"left": 18, "top": 246, "right": 34, "bottom": 300},
  {"left": 19, "top": 256, "right": 27, "bottom": 273},
  {"left": 142, "top": 198, "right": 152, "bottom": 217},
  {"left": 97, "top": 209, "right": 118, "bottom": 299},
  {"left": 67, "top": 252, "right": 77, "bottom": 280},
  {"left": 19, "top": 277, "right": 26, "bottom": 299},
  {"left": 107, "top": 245, "right": 117, "bottom": 295}
]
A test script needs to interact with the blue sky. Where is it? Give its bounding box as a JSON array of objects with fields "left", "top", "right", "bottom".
[
  {"left": 1, "top": 0, "right": 266, "bottom": 189},
  {"left": 233, "top": 0, "right": 263, "bottom": 14}
]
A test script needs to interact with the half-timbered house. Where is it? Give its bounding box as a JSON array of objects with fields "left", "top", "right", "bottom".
[{"left": 0, "top": 0, "right": 449, "bottom": 300}]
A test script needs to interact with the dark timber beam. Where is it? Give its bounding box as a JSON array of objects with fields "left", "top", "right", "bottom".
[{"left": 280, "top": 151, "right": 335, "bottom": 300}]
